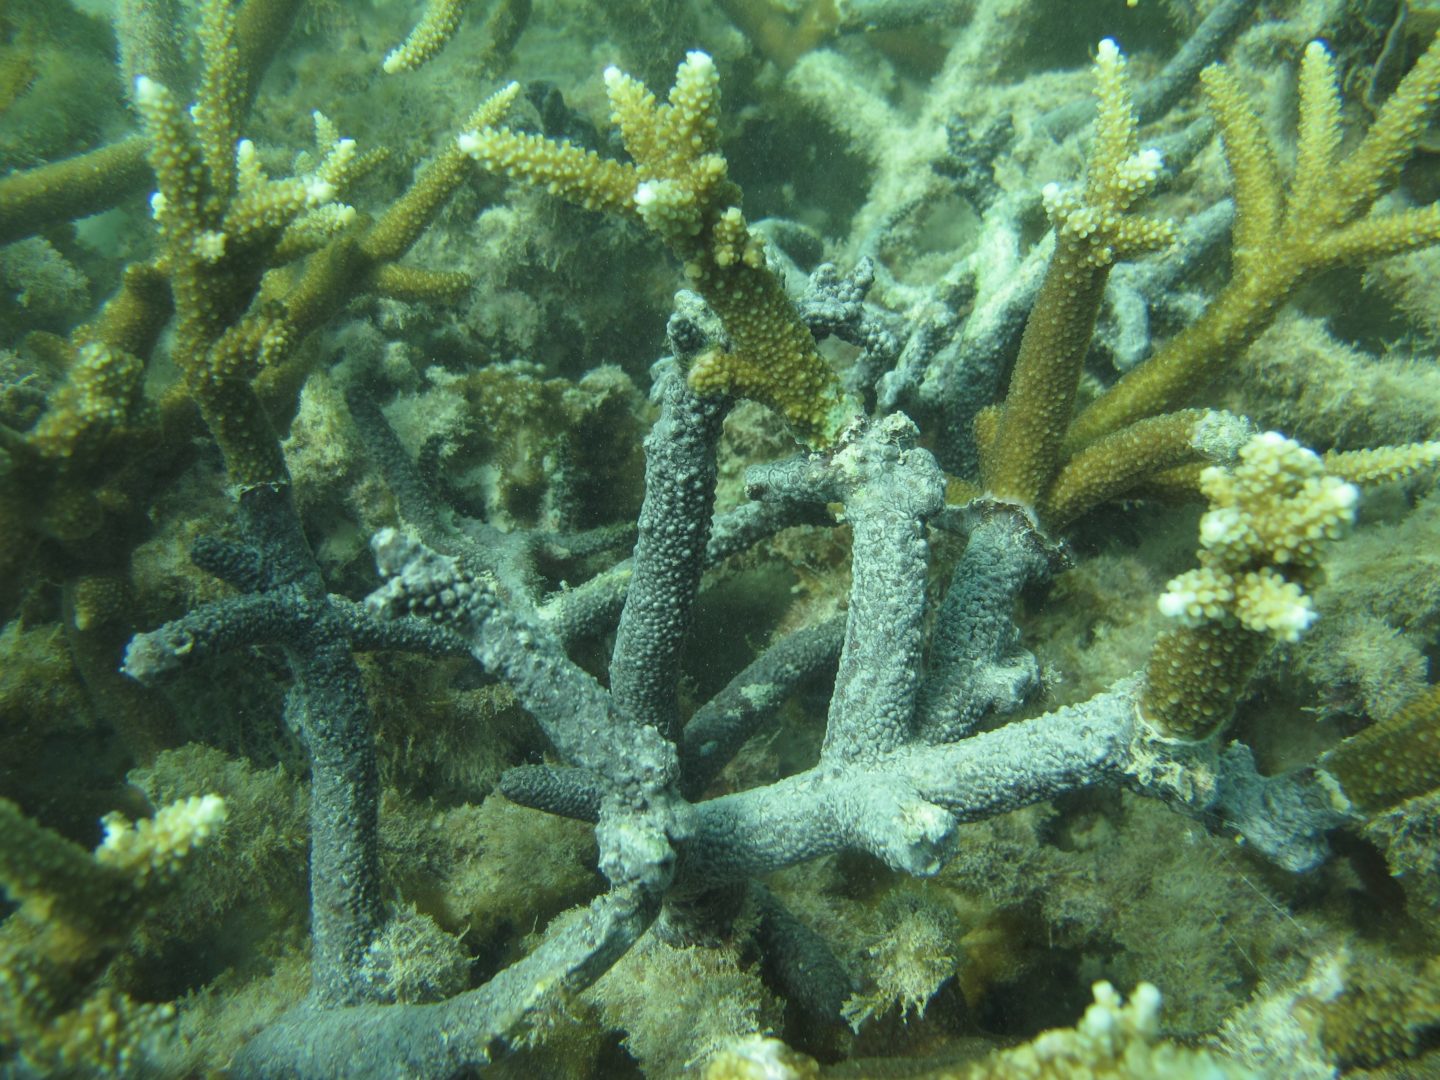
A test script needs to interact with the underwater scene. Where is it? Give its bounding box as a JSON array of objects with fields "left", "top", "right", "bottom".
[{"left": 4, "top": 0, "right": 1440, "bottom": 1076}]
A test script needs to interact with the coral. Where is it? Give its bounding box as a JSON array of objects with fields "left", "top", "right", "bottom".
[
  {"left": 0, "top": 318, "right": 154, "bottom": 563},
  {"left": 954, "top": 981, "right": 1257, "bottom": 1079},
  {"left": 1217, "top": 951, "right": 1341, "bottom": 1080},
  {"left": 124, "top": 744, "right": 309, "bottom": 954},
  {"left": 1138, "top": 431, "right": 1432, "bottom": 738},
  {"left": 0, "top": 0, "right": 541, "bottom": 671},
  {"left": 233, "top": 384, "right": 1347, "bottom": 1074},
  {"left": 702, "top": 1036, "right": 819, "bottom": 1080},
  {"left": 1322, "top": 682, "right": 1440, "bottom": 812},
  {"left": 94, "top": 793, "right": 228, "bottom": 884},
  {"left": 461, "top": 51, "right": 860, "bottom": 446},
  {"left": 963, "top": 30, "right": 1440, "bottom": 551},
  {"left": 0, "top": 0, "right": 308, "bottom": 248},
  {"left": 982, "top": 38, "right": 1174, "bottom": 510},
  {"left": 383, "top": 0, "right": 469, "bottom": 75},
  {"left": 1301, "top": 946, "right": 1440, "bottom": 1071},
  {"left": 381, "top": 0, "right": 530, "bottom": 77},
  {"left": 131, "top": 42, "right": 359, "bottom": 486},
  {"left": 0, "top": 791, "right": 226, "bottom": 1076},
  {"left": 706, "top": 982, "right": 1257, "bottom": 1079},
  {"left": 1065, "top": 33, "right": 1440, "bottom": 452},
  {"left": 6, "top": 3, "right": 1440, "bottom": 1078},
  {"left": 1363, "top": 785, "right": 1440, "bottom": 940},
  {"left": 1326, "top": 440, "right": 1440, "bottom": 486},
  {"left": 0, "top": 136, "right": 151, "bottom": 248}
]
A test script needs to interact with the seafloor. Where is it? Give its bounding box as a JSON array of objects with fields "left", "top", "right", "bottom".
[{"left": 2, "top": 0, "right": 1439, "bottom": 1077}]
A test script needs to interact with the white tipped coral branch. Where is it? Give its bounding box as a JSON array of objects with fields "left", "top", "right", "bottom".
[{"left": 383, "top": 0, "right": 467, "bottom": 74}]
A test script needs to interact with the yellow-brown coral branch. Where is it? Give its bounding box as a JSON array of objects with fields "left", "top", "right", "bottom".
[
  {"left": 1140, "top": 433, "right": 1357, "bottom": 740},
  {"left": 462, "top": 52, "right": 858, "bottom": 445},
  {"left": 1039, "top": 409, "right": 1247, "bottom": 528},
  {"left": 984, "top": 239, "right": 1112, "bottom": 505},
  {"left": 1324, "top": 441, "right": 1440, "bottom": 485},
  {"left": 1201, "top": 63, "right": 1282, "bottom": 269},
  {"left": 383, "top": 0, "right": 468, "bottom": 75},
  {"left": 984, "top": 40, "right": 1172, "bottom": 510},
  {"left": 0, "top": 137, "right": 151, "bottom": 247},
  {"left": 1066, "top": 35, "right": 1440, "bottom": 455},
  {"left": 1322, "top": 683, "right": 1440, "bottom": 811}
]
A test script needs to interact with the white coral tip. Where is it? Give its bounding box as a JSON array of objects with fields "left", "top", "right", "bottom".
[
  {"left": 1157, "top": 590, "right": 1193, "bottom": 620},
  {"left": 133, "top": 75, "right": 163, "bottom": 105}
]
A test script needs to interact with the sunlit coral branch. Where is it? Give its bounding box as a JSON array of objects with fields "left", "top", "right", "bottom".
[
  {"left": 1322, "top": 683, "right": 1440, "bottom": 812},
  {"left": 0, "top": 0, "right": 304, "bottom": 249},
  {"left": 383, "top": 0, "right": 467, "bottom": 74},
  {"left": 133, "top": 66, "right": 356, "bottom": 487},
  {"left": 1141, "top": 433, "right": 1358, "bottom": 740},
  {"left": 981, "top": 40, "right": 1173, "bottom": 512},
  {"left": 1324, "top": 440, "right": 1440, "bottom": 485},
  {"left": 0, "top": 137, "right": 151, "bottom": 248},
  {"left": 0, "top": 795, "right": 225, "bottom": 1074},
  {"left": 125, "top": 0, "right": 513, "bottom": 490},
  {"left": 1039, "top": 408, "right": 1252, "bottom": 529},
  {"left": 1066, "top": 34, "right": 1440, "bottom": 454},
  {"left": 461, "top": 52, "right": 860, "bottom": 446}
]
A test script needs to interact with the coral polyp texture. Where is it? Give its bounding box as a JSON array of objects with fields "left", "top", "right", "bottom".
[{"left": 4, "top": 1, "right": 1440, "bottom": 1077}]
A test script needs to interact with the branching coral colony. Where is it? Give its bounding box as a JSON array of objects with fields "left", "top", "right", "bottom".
[{"left": 5, "top": 0, "right": 1440, "bottom": 1076}]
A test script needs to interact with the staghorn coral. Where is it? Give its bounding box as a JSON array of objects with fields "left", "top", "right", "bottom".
[
  {"left": 0, "top": 791, "right": 226, "bottom": 1075},
  {"left": 5, "top": 3, "right": 1440, "bottom": 1078},
  {"left": 383, "top": 0, "right": 469, "bottom": 75},
  {"left": 1064, "top": 30, "right": 1440, "bottom": 453},
  {"left": 963, "top": 29, "right": 1440, "bottom": 546},
  {"left": 1315, "top": 949, "right": 1440, "bottom": 1070},
  {"left": 981, "top": 38, "right": 1176, "bottom": 511},
  {"left": 459, "top": 51, "right": 861, "bottom": 446},
  {"left": 381, "top": 0, "right": 531, "bottom": 77},
  {"left": 1322, "top": 682, "right": 1440, "bottom": 813},
  {"left": 1142, "top": 432, "right": 1358, "bottom": 739}
]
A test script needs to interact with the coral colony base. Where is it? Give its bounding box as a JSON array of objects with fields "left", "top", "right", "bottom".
[{"left": 4, "top": 0, "right": 1440, "bottom": 1076}]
